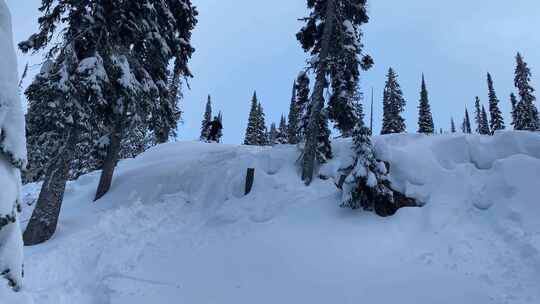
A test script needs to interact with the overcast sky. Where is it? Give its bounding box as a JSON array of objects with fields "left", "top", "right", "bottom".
[{"left": 6, "top": 0, "right": 540, "bottom": 143}]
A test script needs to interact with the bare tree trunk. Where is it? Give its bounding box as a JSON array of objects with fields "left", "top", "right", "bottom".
[
  {"left": 302, "top": 0, "right": 337, "bottom": 185},
  {"left": 94, "top": 116, "right": 123, "bottom": 201},
  {"left": 23, "top": 129, "right": 78, "bottom": 246}
]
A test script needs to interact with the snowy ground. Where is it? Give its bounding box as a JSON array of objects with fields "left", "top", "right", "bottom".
[{"left": 20, "top": 131, "right": 540, "bottom": 304}]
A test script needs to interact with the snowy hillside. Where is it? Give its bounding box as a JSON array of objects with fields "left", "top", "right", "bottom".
[{"left": 21, "top": 132, "right": 540, "bottom": 304}]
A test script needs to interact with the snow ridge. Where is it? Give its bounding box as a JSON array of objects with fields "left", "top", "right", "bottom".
[{"left": 21, "top": 132, "right": 540, "bottom": 304}]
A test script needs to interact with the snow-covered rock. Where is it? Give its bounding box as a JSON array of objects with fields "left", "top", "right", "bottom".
[{"left": 21, "top": 132, "right": 540, "bottom": 304}]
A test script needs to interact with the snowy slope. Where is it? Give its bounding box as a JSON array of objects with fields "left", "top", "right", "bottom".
[{"left": 21, "top": 131, "right": 540, "bottom": 304}]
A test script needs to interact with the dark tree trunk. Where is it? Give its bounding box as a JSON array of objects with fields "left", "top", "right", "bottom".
[
  {"left": 302, "top": 0, "right": 336, "bottom": 185},
  {"left": 94, "top": 116, "right": 123, "bottom": 201},
  {"left": 155, "top": 128, "right": 169, "bottom": 144},
  {"left": 23, "top": 129, "right": 78, "bottom": 246}
]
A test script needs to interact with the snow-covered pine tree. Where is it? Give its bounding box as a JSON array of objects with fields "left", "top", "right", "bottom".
[
  {"left": 487, "top": 73, "right": 505, "bottom": 134},
  {"left": 462, "top": 107, "right": 472, "bottom": 134},
  {"left": 451, "top": 117, "right": 456, "bottom": 133},
  {"left": 474, "top": 96, "right": 490, "bottom": 134},
  {"left": 23, "top": 43, "right": 105, "bottom": 245},
  {"left": 148, "top": 1, "right": 198, "bottom": 144},
  {"left": 340, "top": 124, "right": 394, "bottom": 213},
  {"left": 276, "top": 115, "right": 289, "bottom": 144},
  {"left": 216, "top": 111, "right": 223, "bottom": 143},
  {"left": 21, "top": 0, "right": 199, "bottom": 242},
  {"left": 256, "top": 102, "right": 269, "bottom": 146},
  {"left": 287, "top": 80, "right": 299, "bottom": 144},
  {"left": 317, "top": 109, "right": 333, "bottom": 163},
  {"left": 297, "top": 0, "right": 372, "bottom": 184},
  {"left": 244, "top": 92, "right": 260, "bottom": 145},
  {"left": 327, "top": 64, "right": 362, "bottom": 137},
  {"left": 120, "top": 125, "right": 155, "bottom": 159},
  {"left": 296, "top": 71, "right": 311, "bottom": 141},
  {"left": 95, "top": 0, "right": 198, "bottom": 200},
  {"left": 381, "top": 67, "right": 406, "bottom": 135},
  {"left": 269, "top": 123, "right": 278, "bottom": 145},
  {"left": 200, "top": 95, "right": 212, "bottom": 141},
  {"left": 480, "top": 105, "right": 491, "bottom": 135},
  {"left": 417, "top": 75, "right": 434, "bottom": 134},
  {"left": 474, "top": 96, "right": 483, "bottom": 134},
  {"left": 513, "top": 53, "right": 539, "bottom": 131},
  {"left": 326, "top": 2, "right": 372, "bottom": 137},
  {"left": 510, "top": 93, "right": 518, "bottom": 129},
  {"left": 0, "top": 1, "right": 28, "bottom": 293}
]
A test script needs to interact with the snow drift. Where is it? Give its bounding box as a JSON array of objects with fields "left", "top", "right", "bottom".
[{"left": 21, "top": 131, "right": 540, "bottom": 304}]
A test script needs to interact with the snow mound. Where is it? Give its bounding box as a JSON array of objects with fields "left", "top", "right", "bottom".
[
  {"left": 22, "top": 132, "right": 540, "bottom": 304},
  {"left": 0, "top": 0, "right": 26, "bottom": 168}
]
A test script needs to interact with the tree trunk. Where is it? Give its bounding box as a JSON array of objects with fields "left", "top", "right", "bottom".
[
  {"left": 302, "top": 0, "right": 336, "bottom": 185},
  {"left": 94, "top": 116, "right": 123, "bottom": 201},
  {"left": 155, "top": 128, "right": 169, "bottom": 144},
  {"left": 23, "top": 129, "right": 78, "bottom": 246}
]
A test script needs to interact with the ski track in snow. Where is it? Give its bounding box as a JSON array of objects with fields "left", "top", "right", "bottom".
[{"left": 20, "top": 132, "right": 540, "bottom": 304}]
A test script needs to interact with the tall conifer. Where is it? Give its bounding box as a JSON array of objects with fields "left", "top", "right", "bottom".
[
  {"left": 297, "top": 0, "right": 372, "bottom": 184},
  {"left": 381, "top": 68, "right": 406, "bottom": 134},
  {"left": 513, "top": 53, "right": 539, "bottom": 130},
  {"left": 487, "top": 73, "right": 505, "bottom": 134},
  {"left": 200, "top": 95, "right": 212, "bottom": 140},
  {"left": 287, "top": 80, "right": 299, "bottom": 144},
  {"left": 244, "top": 92, "right": 260, "bottom": 145},
  {"left": 417, "top": 75, "right": 434, "bottom": 134}
]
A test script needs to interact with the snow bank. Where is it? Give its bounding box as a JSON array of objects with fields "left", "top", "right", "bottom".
[{"left": 21, "top": 132, "right": 540, "bottom": 303}]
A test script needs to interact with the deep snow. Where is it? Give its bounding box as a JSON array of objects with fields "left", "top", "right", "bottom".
[
  {"left": 1, "top": 1, "right": 29, "bottom": 303},
  {"left": 20, "top": 131, "right": 540, "bottom": 304}
]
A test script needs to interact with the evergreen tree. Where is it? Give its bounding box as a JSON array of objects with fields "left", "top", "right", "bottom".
[
  {"left": 119, "top": 126, "right": 155, "bottom": 159},
  {"left": 244, "top": 92, "right": 260, "bottom": 145},
  {"left": 287, "top": 80, "right": 299, "bottom": 144},
  {"left": 215, "top": 111, "right": 223, "bottom": 143},
  {"left": 269, "top": 123, "right": 278, "bottom": 145},
  {"left": 0, "top": 1, "right": 27, "bottom": 291},
  {"left": 327, "top": 66, "right": 362, "bottom": 137},
  {"left": 451, "top": 117, "right": 456, "bottom": 133},
  {"left": 474, "top": 96, "right": 482, "bottom": 133},
  {"left": 20, "top": 0, "right": 199, "bottom": 243},
  {"left": 381, "top": 68, "right": 406, "bottom": 134},
  {"left": 200, "top": 95, "right": 212, "bottom": 140},
  {"left": 296, "top": 71, "right": 311, "bottom": 140},
  {"left": 276, "top": 115, "right": 289, "bottom": 144},
  {"left": 23, "top": 44, "right": 103, "bottom": 245},
  {"left": 513, "top": 53, "right": 539, "bottom": 131},
  {"left": 417, "top": 75, "right": 434, "bottom": 134},
  {"left": 297, "top": 0, "right": 372, "bottom": 184},
  {"left": 256, "top": 102, "right": 269, "bottom": 145},
  {"left": 480, "top": 105, "right": 491, "bottom": 135},
  {"left": 317, "top": 109, "right": 333, "bottom": 163},
  {"left": 510, "top": 93, "right": 518, "bottom": 129},
  {"left": 462, "top": 107, "right": 472, "bottom": 134},
  {"left": 340, "top": 124, "right": 393, "bottom": 212},
  {"left": 487, "top": 73, "right": 505, "bottom": 134}
]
